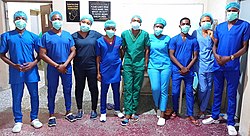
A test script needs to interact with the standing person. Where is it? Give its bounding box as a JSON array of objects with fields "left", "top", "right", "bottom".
[
  {"left": 169, "top": 17, "right": 199, "bottom": 125},
  {"left": 192, "top": 13, "right": 215, "bottom": 118},
  {"left": 0, "top": 11, "right": 42, "bottom": 133},
  {"left": 72, "top": 14, "right": 102, "bottom": 119},
  {"left": 39, "top": 11, "right": 76, "bottom": 127},
  {"left": 202, "top": 2, "right": 250, "bottom": 135},
  {"left": 96, "top": 20, "right": 124, "bottom": 122},
  {"left": 148, "top": 17, "right": 172, "bottom": 126},
  {"left": 121, "top": 15, "right": 150, "bottom": 126}
]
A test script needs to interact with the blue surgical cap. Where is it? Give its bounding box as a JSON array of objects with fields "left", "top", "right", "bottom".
[
  {"left": 131, "top": 15, "right": 142, "bottom": 23},
  {"left": 200, "top": 13, "right": 214, "bottom": 24},
  {"left": 154, "top": 17, "right": 166, "bottom": 27},
  {"left": 104, "top": 20, "right": 116, "bottom": 28},
  {"left": 13, "top": 11, "right": 27, "bottom": 21},
  {"left": 226, "top": 2, "right": 240, "bottom": 10},
  {"left": 80, "top": 14, "right": 94, "bottom": 24},
  {"left": 49, "top": 11, "right": 63, "bottom": 21}
]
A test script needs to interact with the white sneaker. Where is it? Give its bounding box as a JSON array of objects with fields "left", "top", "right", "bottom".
[
  {"left": 157, "top": 117, "right": 165, "bottom": 126},
  {"left": 227, "top": 125, "right": 237, "bottom": 136},
  {"left": 114, "top": 111, "right": 124, "bottom": 118},
  {"left": 100, "top": 114, "right": 106, "bottom": 122},
  {"left": 156, "top": 109, "right": 161, "bottom": 118},
  {"left": 12, "top": 122, "right": 22, "bottom": 133},
  {"left": 31, "top": 119, "right": 43, "bottom": 128},
  {"left": 202, "top": 117, "right": 220, "bottom": 124}
]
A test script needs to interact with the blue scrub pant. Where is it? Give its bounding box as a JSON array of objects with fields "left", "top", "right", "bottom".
[
  {"left": 47, "top": 65, "right": 72, "bottom": 114},
  {"left": 100, "top": 82, "right": 121, "bottom": 114},
  {"left": 11, "top": 82, "right": 39, "bottom": 123},
  {"left": 148, "top": 68, "right": 171, "bottom": 112},
  {"left": 172, "top": 72, "right": 194, "bottom": 116},
  {"left": 212, "top": 70, "right": 240, "bottom": 126},
  {"left": 198, "top": 72, "right": 213, "bottom": 112}
]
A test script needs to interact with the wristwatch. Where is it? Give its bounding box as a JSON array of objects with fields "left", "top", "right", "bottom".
[{"left": 230, "top": 55, "right": 235, "bottom": 60}]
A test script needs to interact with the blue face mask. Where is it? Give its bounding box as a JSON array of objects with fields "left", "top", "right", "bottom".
[
  {"left": 106, "top": 30, "right": 115, "bottom": 38},
  {"left": 181, "top": 25, "right": 190, "bottom": 34},
  {"left": 227, "top": 12, "right": 238, "bottom": 21},
  {"left": 154, "top": 27, "right": 163, "bottom": 36},
  {"left": 80, "top": 23, "right": 90, "bottom": 32},
  {"left": 52, "top": 20, "right": 62, "bottom": 30},
  {"left": 15, "top": 19, "right": 26, "bottom": 30},
  {"left": 201, "top": 22, "right": 212, "bottom": 30}
]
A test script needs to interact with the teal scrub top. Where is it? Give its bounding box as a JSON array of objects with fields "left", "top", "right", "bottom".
[
  {"left": 0, "top": 30, "right": 40, "bottom": 84},
  {"left": 121, "top": 29, "right": 150, "bottom": 70},
  {"left": 148, "top": 34, "right": 172, "bottom": 70}
]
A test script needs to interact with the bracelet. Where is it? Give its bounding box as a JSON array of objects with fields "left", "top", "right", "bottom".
[{"left": 230, "top": 55, "right": 235, "bottom": 60}]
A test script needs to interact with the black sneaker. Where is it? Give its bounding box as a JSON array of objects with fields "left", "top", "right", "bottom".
[
  {"left": 75, "top": 111, "right": 83, "bottom": 120},
  {"left": 90, "top": 111, "right": 97, "bottom": 119},
  {"left": 65, "top": 113, "right": 76, "bottom": 122},
  {"left": 48, "top": 117, "right": 56, "bottom": 127}
]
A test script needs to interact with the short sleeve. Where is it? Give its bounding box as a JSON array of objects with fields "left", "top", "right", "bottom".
[
  {"left": 0, "top": 33, "right": 9, "bottom": 54},
  {"left": 95, "top": 40, "right": 101, "bottom": 56},
  {"left": 193, "top": 39, "right": 199, "bottom": 52},
  {"left": 243, "top": 22, "right": 250, "bottom": 41},
  {"left": 144, "top": 32, "right": 151, "bottom": 47},
  {"left": 191, "top": 30, "right": 197, "bottom": 38},
  {"left": 38, "top": 34, "right": 46, "bottom": 48},
  {"left": 121, "top": 31, "right": 127, "bottom": 47},
  {"left": 33, "top": 33, "right": 40, "bottom": 53},
  {"left": 69, "top": 34, "right": 75, "bottom": 47},
  {"left": 169, "top": 36, "right": 176, "bottom": 50},
  {"left": 214, "top": 26, "right": 219, "bottom": 40}
]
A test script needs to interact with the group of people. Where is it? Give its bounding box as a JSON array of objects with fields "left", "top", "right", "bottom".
[{"left": 0, "top": 2, "right": 249, "bottom": 135}]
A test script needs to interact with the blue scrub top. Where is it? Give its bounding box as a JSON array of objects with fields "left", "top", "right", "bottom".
[
  {"left": 0, "top": 30, "right": 40, "bottom": 84},
  {"left": 148, "top": 34, "right": 172, "bottom": 70},
  {"left": 192, "top": 28, "right": 214, "bottom": 73},
  {"left": 96, "top": 36, "right": 122, "bottom": 84},
  {"left": 214, "top": 19, "right": 250, "bottom": 71},
  {"left": 169, "top": 34, "right": 199, "bottom": 73},
  {"left": 38, "top": 30, "right": 75, "bottom": 64},
  {"left": 72, "top": 30, "right": 102, "bottom": 70}
]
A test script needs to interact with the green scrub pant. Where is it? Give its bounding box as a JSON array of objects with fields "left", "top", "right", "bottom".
[{"left": 123, "top": 68, "right": 144, "bottom": 115}]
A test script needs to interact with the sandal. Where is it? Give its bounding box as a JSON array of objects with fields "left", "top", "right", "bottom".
[
  {"left": 170, "top": 112, "right": 177, "bottom": 119},
  {"left": 187, "top": 116, "right": 201, "bottom": 126}
]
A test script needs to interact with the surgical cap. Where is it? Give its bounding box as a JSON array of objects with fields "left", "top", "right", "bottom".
[
  {"left": 49, "top": 11, "right": 63, "bottom": 21},
  {"left": 200, "top": 13, "right": 214, "bottom": 24},
  {"left": 80, "top": 14, "right": 94, "bottom": 24},
  {"left": 104, "top": 20, "right": 116, "bottom": 28},
  {"left": 226, "top": 2, "right": 240, "bottom": 10},
  {"left": 154, "top": 17, "right": 166, "bottom": 27},
  {"left": 13, "top": 11, "right": 27, "bottom": 21},
  {"left": 131, "top": 15, "right": 142, "bottom": 23}
]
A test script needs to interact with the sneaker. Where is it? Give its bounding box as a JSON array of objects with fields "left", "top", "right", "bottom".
[
  {"left": 227, "top": 125, "right": 237, "bottom": 136},
  {"left": 100, "top": 114, "right": 107, "bottom": 122},
  {"left": 12, "top": 122, "right": 22, "bottom": 133},
  {"left": 202, "top": 117, "right": 220, "bottom": 124},
  {"left": 156, "top": 109, "right": 161, "bottom": 118},
  {"left": 31, "top": 119, "right": 43, "bottom": 128},
  {"left": 114, "top": 111, "right": 124, "bottom": 118},
  {"left": 65, "top": 113, "right": 77, "bottom": 122},
  {"left": 75, "top": 111, "right": 83, "bottom": 120},
  {"left": 48, "top": 117, "right": 56, "bottom": 127},
  {"left": 131, "top": 114, "right": 139, "bottom": 122},
  {"left": 90, "top": 111, "right": 98, "bottom": 119},
  {"left": 121, "top": 118, "right": 129, "bottom": 126},
  {"left": 157, "top": 117, "right": 166, "bottom": 126}
]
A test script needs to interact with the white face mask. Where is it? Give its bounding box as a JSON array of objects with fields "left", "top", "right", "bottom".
[
  {"left": 52, "top": 20, "right": 63, "bottom": 30},
  {"left": 131, "top": 22, "right": 140, "bottom": 30},
  {"left": 15, "top": 19, "right": 27, "bottom": 30},
  {"left": 80, "top": 23, "right": 91, "bottom": 32}
]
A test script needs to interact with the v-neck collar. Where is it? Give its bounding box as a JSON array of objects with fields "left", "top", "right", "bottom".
[{"left": 129, "top": 29, "right": 141, "bottom": 42}]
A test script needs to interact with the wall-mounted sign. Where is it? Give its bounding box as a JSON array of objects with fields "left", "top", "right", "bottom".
[
  {"left": 66, "top": 1, "right": 80, "bottom": 22},
  {"left": 89, "top": 1, "right": 111, "bottom": 21}
]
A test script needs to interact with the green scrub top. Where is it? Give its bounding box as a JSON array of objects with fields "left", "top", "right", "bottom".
[{"left": 121, "top": 29, "right": 150, "bottom": 70}]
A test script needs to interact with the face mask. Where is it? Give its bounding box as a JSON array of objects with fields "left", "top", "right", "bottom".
[
  {"left": 154, "top": 27, "right": 163, "bottom": 36},
  {"left": 181, "top": 25, "right": 190, "bottom": 34},
  {"left": 80, "top": 23, "right": 90, "bottom": 32},
  {"left": 15, "top": 19, "right": 26, "bottom": 30},
  {"left": 227, "top": 12, "right": 238, "bottom": 22},
  {"left": 106, "top": 30, "right": 115, "bottom": 38},
  {"left": 201, "top": 22, "right": 212, "bottom": 30},
  {"left": 52, "top": 20, "right": 62, "bottom": 30},
  {"left": 131, "top": 22, "right": 140, "bottom": 30}
]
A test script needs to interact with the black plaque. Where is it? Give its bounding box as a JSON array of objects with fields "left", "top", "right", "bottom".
[
  {"left": 89, "top": 1, "right": 111, "bottom": 21},
  {"left": 66, "top": 1, "right": 80, "bottom": 22}
]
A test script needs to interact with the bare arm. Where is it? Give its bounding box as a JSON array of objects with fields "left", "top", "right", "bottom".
[
  {"left": 144, "top": 46, "right": 149, "bottom": 70},
  {"left": 169, "top": 49, "right": 184, "bottom": 70},
  {"left": 96, "top": 56, "right": 101, "bottom": 81},
  {"left": 39, "top": 47, "right": 59, "bottom": 68},
  {"left": 187, "top": 51, "right": 198, "bottom": 70},
  {"left": 232, "top": 40, "right": 248, "bottom": 58}
]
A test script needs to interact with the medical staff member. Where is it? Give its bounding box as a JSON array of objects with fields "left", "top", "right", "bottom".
[
  {"left": 0, "top": 11, "right": 42, "bottom": 133},
  {"left": 169, "top": 17, "right": 199, "bottom": 125},
  {"left": 192, "top": 13, "right": 214, "bottom": 118},
  {"left": 148, "top": 18, "right": 172, "bottom": 126},
  {"left": 202, "top": 2, "right": 250, "bottom": 135},
  {"left": 96, "top": 20, "right": 124, "bottom": 122},
  {"left": 72, "top": 14, "right": 102, "bottom": 119},
  {"left": 39, "top": 11, "right": 76, "bottom": 127},
  {"left": 121, "top": 15, "right": 150, "bottom": 126}
]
